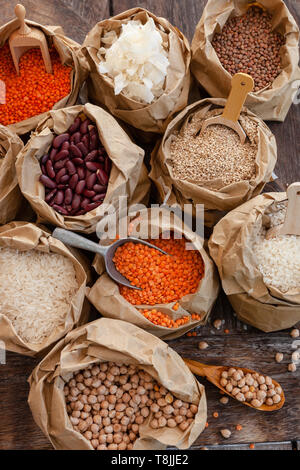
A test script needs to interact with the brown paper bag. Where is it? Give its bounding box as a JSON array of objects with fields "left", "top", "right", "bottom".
[
  {"left": 209, "top": 192, "right": 300, "bottom": 332},
  {"left": 191, "top": 0, "right": 300, "bottom": 122},
  {"left": 82, "top": 8, "right": 191, "bottom": 135},
  {"left": 0, "top": 18, "right": 88, "bottom": 135},
  {"left": 16, "top": 103, "right": 149, "bottom": 234},
  {"left": 0, "top": 221, "right": 90, "bottom": 357},
  {"left": 0, "top": 125, "right": 24, "bottom": 224},
  {"left": 28, "top": 318, "right": 207, "bottom": 450},
  {"left": 87, "top": 207, "right": 219, "bottom": 340},
  {"left": 150, "top": 98, "right": 277, "bottom": 227}
]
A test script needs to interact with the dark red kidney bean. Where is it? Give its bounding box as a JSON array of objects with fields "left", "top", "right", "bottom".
[
  {"left": 77, "top": 142, "right": 88, "bottom": 157},
  {"left": 86, "top": 162, "right": 103, "bottom": 172},
  {"left": 61, "top": 141, "right": 70, "bottom": 151},
  {"left": 49, "top": 200, "right": 55, "bottom": 207},
  {"left": 85, "top": 150, "right": 98, "bottom": 162},
  {"left": 93, "top": 193, "right": 106, "bottom": 202},
  {"left": 86, "top": 202, "right": 102, "bottom": 212},
  {"left": 80, "top": 119, "right": 91, "bottom": 135},
  {"left": 77, "top": 167, "right": 86, "bottom": 180},
  {"left": 89, "top": 135, "right": 99, "bottom": 150},
  {"left": 46, "top": 160, "right": 56, "bottom": 179},
  {"left": 45, "top": 188, "right": 57, "bottom": 202},
  {"left": 54, "top": 159, "right": 68, "bottom": 170},
  {"left": 86, "top": 170, "right": 92, "bottom": 179},
  {"left": 104, "top": 158, "right": 111, "bottom": 175},
  {"left": 82, "top": 134, "right": 90, "bottom": 150},
  {"left": 73, "top": 158, "right": 84, "bottom": 166},
  {"left": 81, "top": 198, "right": 91, "bottom": 210},
  {"left": 88, "top": 125, "right": 97, "bottom": 135},
  {"left": 83, "top": 189, "right": 96, "bottom": 198},
  {"left": 53, "top": 133, "right": 69, "bottom": 149},
  {"left": 75, "top": 210, "right": 86, "bottom": 216},
  {"left": 75, "top": 180, "right": 86, "bottom": 195},
  {"left": 94, "top": 184, "right": 107, "bottom": 193},
  {"left": 68, "top": 117, "right": 81, "bottom": 134},
  {"left": 49, "top": 148, "right": 57, "bottom": 162},
  {"left": 65, "top": 188, "right": 73, "bottom": 205},
  {"left": 60, "top": 175, "right": 70, "bottom": 184},
  {"left": 70, "top": 132, "right": 81, "bottom": 145},
  {"left": 69, "top": 173, "right": 79, "bottom": 189},
  {"left": 65, "top": 205, "right": 72, "bottom": 213},
  {"left": 41, "top": 154, "right": 49, "bottom": 165},
  {"left": 56, "top": 168, "right": 67, "bottom": 183},
  {"left": 87, "top": 173, "right": 97, "bottom": 189},
  {"left": 54, "top": 190, "right": 64, "bottom": 205},
  {"left": 41, "top": 164, "right": 46, "bottom": 175},
  {"left": 70, "top": 144, "right": 82, "bottom": 158},
  {"left": 72, "top": 194, "right": 82, "bottom": 210},
  {"left": 98, "top": 155, "right": 105, "bottom": 163},
  {"left": 54, "top": 150, "right": 69, "bottom": 162},
  {"left": 40, "top": 174, "right": 56, "bottom": 189},
  {"left": 97, "top": 169, "right": 109, "bottom": 185},
  {"left": 52, "top": 204, "right": 69, "bottom": 215},
  {"left": 66, "top": 160, "right": 76, "bottom": 175},
  {"left": 57, "top": 184, "right": 68, "bottom": 189}
]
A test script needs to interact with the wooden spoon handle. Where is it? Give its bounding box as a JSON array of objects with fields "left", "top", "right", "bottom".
[
  {"left": 280, "top": 182, "right": 300, "bottom": 236},
  {"left": 183, "top": 358, "right": 208, "bottom": 378},
  {"left": 15, "top": 4, "right": 31, "bottom": 35},
  {"left": 222, "top": 73, "right": 254, "bottom": 123}
]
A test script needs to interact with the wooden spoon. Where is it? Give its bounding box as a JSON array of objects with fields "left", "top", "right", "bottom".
[
  {"left": 197, "top": 73, "right": 254, "bottom": 144},
  {"left": 9, "top": 4, "right": 52, "bottom": 75},
  {"left": 184, "top": 358, "right": 285, "bottom": 412},
  {"left": 52, "top": 228, "right": 170, "bottom": 290},
  {"left": 266, "top": 182, "right": 300, "bottom": 240}
]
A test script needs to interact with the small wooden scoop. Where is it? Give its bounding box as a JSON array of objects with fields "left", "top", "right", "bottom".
[
  {"left": 266, "top": 182, "right": 300, "bottom": 240},
  {"left": 198, "top": 73, "right": 254, "bottom": 144},
  {"left": 184, "top": 358, "right": 285, "bottom": 412},
  {"left": 52, "top": 228, "right": 170, "bottom": 290},
  {"left": 9, "top": 4, "right": 52, "bottom": 75}
]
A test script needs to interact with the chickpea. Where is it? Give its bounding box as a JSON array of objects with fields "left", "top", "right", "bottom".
[
  {"left": 100, "top": 409, "right": 109, "bottom": 418},
  {"left": 198, "top": 341, "right": 209, "bottom": 350},
  {"left": 275, "top": 353, "right": 283, "bottom": 363},
  {"left": 150, "top": 419, "right": 159, "bottom": 429},
  {"left": 232, "top": 372, "right": 241, "bottom": 382},
  {"left": 259, "top": 384, "right": 267, "bottom": 391},
  {"left": 290, "top": 329, "right": 299, "bottom": 339},
  {"left": 251, "top": 399, "right": 262, "bottom": 408},
  {"left": 141, "top": 407, "right": 150, "bottom": 418},
  {"left": 228, "top": 368, "right": 236, "bottom": 376},
  {"left": 273, "top": 394, "right": 281, "bottom": 404},
  {"left": 106, "top": 433, "right": 113, "bottom": 444},
  {"left": 231, "top": 387, "right": 240, "bottom": 396},
  {"left": 288, "top": 363, "right": 297, "bottom": 372},
  {"left": 220, "top": 396, "right": 229, "bottom": 405},
  {"left": 257, "top": 390, "right": 266, "bottom": 401},
  {"left": 167, "top": 418, "right": 177, "bottom": 428},
  {"left": 266, "top": 398, "right": 274, "bottom": 406},
  {"left": 220, "top": 429, "right": 231, "bottom": 439},
  {"left": 226, "top": 383, "right": 233, "bottom": 393},
  {"left": 220, "top": 378, "right": 227, "bottom": 387},
  {"left": 179, "top": 421, "right": 189, "bottom": 432}
]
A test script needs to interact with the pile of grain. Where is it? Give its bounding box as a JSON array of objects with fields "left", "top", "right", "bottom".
[
  {"left": 252, "top": 204, "right": 300, "bottom": 293},
  {"left": 0, "top": 247, "right": 78, "bottom": 343},
  {"left": 169, "top": 111, "right": 258, "bottom": 187}
]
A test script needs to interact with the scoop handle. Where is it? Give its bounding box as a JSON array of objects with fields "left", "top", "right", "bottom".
[
  {"left": 222, "top": 73, "right": 254, "bottom": 123},
  {"left": 52, "top": 228, "right": 107, "bottom": 256},
  {"left": 15, "top": 4, "right": 31, "bottom": 35},
  {"left": 281, "top": 182, "right": 300, "bottom": 236},
  {"left": 183, "top": 358, "right": 208, "bottom": 378}
]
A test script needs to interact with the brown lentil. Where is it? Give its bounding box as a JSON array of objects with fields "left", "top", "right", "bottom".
[{"left": 212, "top": 6, "right": 285, "bottom": 92}]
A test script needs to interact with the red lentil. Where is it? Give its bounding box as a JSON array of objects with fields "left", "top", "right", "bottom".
[
  {"left": 140, "top": 309, "right": 190, "bottom": 328},
  {"left": 113, "top": 236, "right": 204, "bottom": 306},
  {"left": 0, "top": 43, "right": 71, "bottom": 125}
]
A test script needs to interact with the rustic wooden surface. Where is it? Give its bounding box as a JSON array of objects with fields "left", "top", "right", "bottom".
[{"left": 0, "top": 0, "right": 300, "bottom": 451}]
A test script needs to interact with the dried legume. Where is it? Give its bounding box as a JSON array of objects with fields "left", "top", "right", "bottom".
[
  {"left": 113, "top": 236, "right": 204, "bottom": 305},
  {"left": 212, "top": 6, "right": 284, "bottom": 92},
  {"left": 0, "top": 43, "right": 71, "bottom": 125}
]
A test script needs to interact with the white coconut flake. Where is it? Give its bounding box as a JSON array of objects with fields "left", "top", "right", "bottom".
[{"left": 97, "top": 18, "right": 170, "bottom": 104}]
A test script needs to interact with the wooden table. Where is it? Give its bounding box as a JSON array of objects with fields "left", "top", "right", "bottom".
[{"left": 0, "top": 0, "right": 299, "bottom": 451}]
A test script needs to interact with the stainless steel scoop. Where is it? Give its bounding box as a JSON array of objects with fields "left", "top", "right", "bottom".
[{"left": 52, "top": 228, "right": 170, "bottom": 290}]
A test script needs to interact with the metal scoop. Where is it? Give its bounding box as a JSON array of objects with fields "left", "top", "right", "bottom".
[
  {"left": 52, "top": 228, "right": 170, "bottom": 290},
  {"left": 266, "top": 182, "right": 300, "bottom": 240},
  {"left": 197, "top": 73, "right": 254, "bottom": 144}
]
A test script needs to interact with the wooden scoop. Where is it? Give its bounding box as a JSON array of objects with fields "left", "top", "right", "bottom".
[
  {"left": 184, "top": 358, "right": 285, "bottom": 412},
  {"left": 198, "top": 73, "right": 254, "bottom": 144},
  {"left": 9, "top": 4, "right": 52, "bottom": 75},
  {"left": 266, "top": 182, "right": 300, "bottom": 240},
  {"left": 52, "top": 228, "right": 170, "bottom": 290}
]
